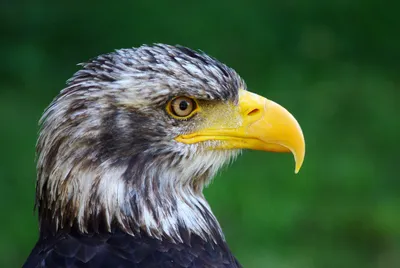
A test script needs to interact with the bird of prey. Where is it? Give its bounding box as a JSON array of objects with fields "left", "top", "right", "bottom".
[{"left": 23, "top": 44, "right": 305, "bottom": 268}]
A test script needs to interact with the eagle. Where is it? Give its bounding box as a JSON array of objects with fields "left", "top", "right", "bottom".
[{"left": 23, "top": 44, "right": 305, "bottom": 268}]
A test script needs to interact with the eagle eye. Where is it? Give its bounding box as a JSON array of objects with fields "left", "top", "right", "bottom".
[{"left": 167, "top": 96, "right": 198, "bottom": 119}]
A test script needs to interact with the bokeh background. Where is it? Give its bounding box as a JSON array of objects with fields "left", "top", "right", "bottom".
[{"left": 1, "top": 1, "right": 399, "bottom": 267}]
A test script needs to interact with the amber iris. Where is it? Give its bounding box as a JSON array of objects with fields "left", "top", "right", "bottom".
[{"left": 169, "top": 97, "right": 197, "bottom": 118}]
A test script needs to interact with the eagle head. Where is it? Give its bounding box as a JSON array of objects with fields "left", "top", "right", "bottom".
[{"left": 36, "top": 44, "right": 305, "bottom": 243}]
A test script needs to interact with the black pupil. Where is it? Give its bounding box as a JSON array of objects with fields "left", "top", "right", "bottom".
[{"left": 179, "top": 100, "right": 189, "bottom": 111}]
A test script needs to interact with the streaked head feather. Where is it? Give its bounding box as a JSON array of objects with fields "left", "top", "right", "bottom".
[{"left": 36, "top": 44, "right": 245, "bottom": 242}]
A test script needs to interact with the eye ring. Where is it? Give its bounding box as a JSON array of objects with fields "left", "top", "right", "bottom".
[{"left": 167, "top": 96, "right": 198, "bottom": 119}]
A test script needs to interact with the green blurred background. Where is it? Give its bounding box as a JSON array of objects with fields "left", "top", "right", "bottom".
[{"left": 1, "top": 1, "right": 399, "bottom": 267}]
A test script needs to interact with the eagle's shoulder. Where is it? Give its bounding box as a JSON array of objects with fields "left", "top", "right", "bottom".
[{"left": 23, "top": 229, "right": 241, "bottom": 268}]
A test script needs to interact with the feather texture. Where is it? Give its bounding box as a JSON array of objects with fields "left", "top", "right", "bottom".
[
  {"left": 26, "top": 44, "right": 246, "bottom": 267},
  {"left": 24, "top": 227, "right": 241, "bottom": 268}
]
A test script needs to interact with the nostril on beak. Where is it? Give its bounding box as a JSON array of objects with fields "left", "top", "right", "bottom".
[{"left": 247, "top": 108, "right": 260, "bottom": 117}]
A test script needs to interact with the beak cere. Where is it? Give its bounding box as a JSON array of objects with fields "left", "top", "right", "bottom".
[{"left": 176, "top": 89, "right": 306, "bottom": 173}]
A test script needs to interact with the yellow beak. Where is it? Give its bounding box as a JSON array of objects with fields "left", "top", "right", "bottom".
[{"left": 176, "top": 89, "right": 305, "bottom": 173}]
